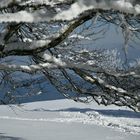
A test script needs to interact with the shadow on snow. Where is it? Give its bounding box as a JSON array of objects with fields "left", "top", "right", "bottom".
[
  {"left": 0, "top": 133, "right": 25, "bottom": 140},
  {"left": 27, "top": 107, "right": 140, "bottom": 119}
]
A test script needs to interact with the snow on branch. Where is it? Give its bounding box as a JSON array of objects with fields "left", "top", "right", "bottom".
[
  {"left": 73, "top": 69, "right": 140, "bottom": 111},
  {"left": 1, "top": 52, "right": 139, "bottom": 80},
  {"left": 0, "top": 63, "right": 58, "bottom": 73},
  {"left": 0, "top": 0, "right": 140, "bottom": 111},
  {"left": 1, "top": 13, "right": 95, "bottom": 57},
  {"left": 3, "top": 39, "right": 51, "bottom": 53},
  {"left": 0, "top": 0, "right": 68, "bottom": 8},
  {"left": 0, "top": 54, "right": 101, "bottom": 73},
  {"left": 0, "top": 0, "right": 139, "bottom": 23}
]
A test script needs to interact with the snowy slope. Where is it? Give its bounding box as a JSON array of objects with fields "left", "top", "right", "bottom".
[{"left": 0, "top": 99, "right": 140, "bottom": 140}]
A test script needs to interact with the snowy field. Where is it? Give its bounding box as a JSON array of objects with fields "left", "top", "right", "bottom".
[{"left": 0, "top": 99, "right": 140, "bottom": 140}]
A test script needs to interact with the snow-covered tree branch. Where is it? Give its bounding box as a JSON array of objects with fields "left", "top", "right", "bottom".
[
  {"left": 0, "top": 0, "right": 140, "bottom": 23},
  {"left": 0, "top": 0, "right": 140, "bottom": 111}
]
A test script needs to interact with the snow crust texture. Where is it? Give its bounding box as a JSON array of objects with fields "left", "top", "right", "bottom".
[{"left": 0, "top": 99, "right": 140, "bottom": 137}]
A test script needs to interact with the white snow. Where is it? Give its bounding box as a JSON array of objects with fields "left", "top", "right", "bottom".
[
  {"left": 0, "top": 0, "right": 140, "bottom": 23},
  {"left": 69, "top": 34, "right": 91, "bottom": 40},
  {"left": 0, "top": 99, "right": 140, "bottom": 140}
]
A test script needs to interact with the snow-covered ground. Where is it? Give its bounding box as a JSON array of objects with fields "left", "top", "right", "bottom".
[{"left": 0, "top": 99, "right": 140, "bottom": 140}]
